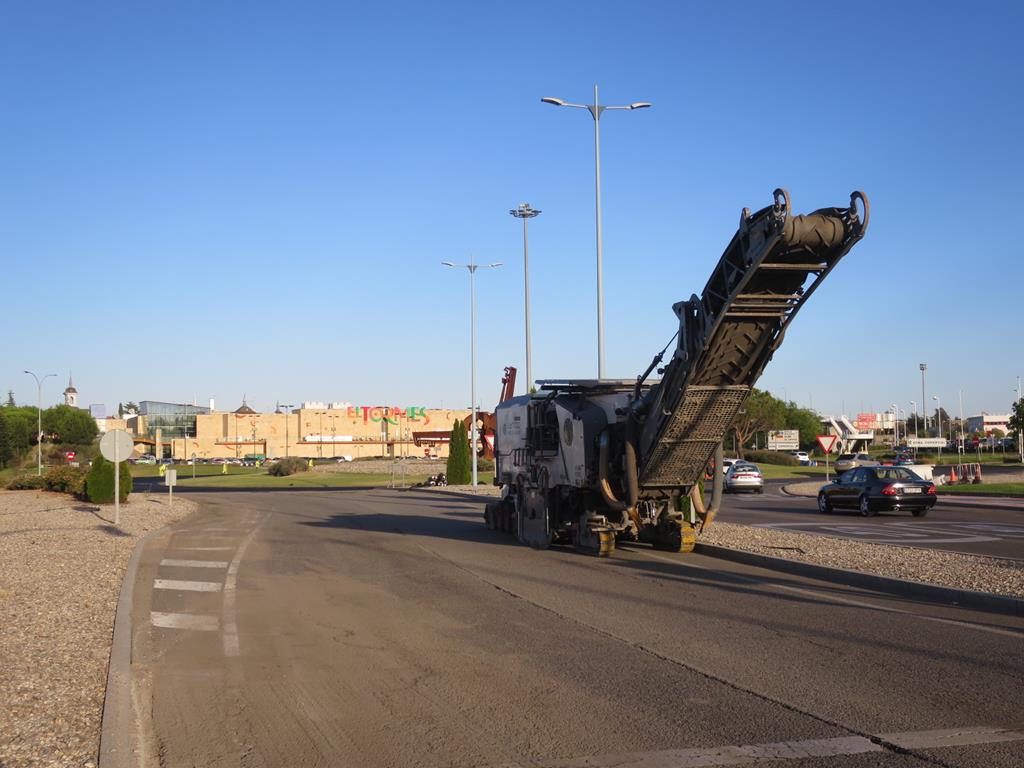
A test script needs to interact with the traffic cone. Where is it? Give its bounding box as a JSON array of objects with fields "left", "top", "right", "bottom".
[{"left": 949, "top": 466, "right": 957, "bottom": 483}]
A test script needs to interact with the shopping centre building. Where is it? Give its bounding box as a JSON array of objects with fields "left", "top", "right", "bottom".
[{"left": 127, "top": 400, "right": 473, "bottom": 460}]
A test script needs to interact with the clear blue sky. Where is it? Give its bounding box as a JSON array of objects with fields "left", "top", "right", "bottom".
[{"left": 3, "top": 1, "right": 1021, "bottom": 420}]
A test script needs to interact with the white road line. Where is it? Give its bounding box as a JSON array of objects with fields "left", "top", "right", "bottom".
[
  {"left": 223, "top": 518, "right": 265, "bottom": 657},
  {"left": 492, "top": 726, "right": 1024, "bottom": 767},
  {"left": 151, "top": 611, "right": 219, "bottom": 631},
  {"left": 629, "top": 549, "right": 1023, "bottom": 639},
  {"left": 153, "top": 579, "right": 222, "bottom": 592},
  {"left": 160, "top": 558, "right": 229, "bottom": 568},
  {"left": 880, "top": 726, "right": 1024, "bottom": 750}
]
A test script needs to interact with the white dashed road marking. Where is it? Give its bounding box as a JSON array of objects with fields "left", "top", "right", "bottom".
[
  {"left": 160, "top": 558, "right": 229, "bottom": 568},
  {"left": 881, "top": 726, "right": 1024, "bottom": 750},
  {"left": 151, "top": 611, "right": 219, "bottom": 631},
  {"left": 154, "top": 579, "right": 223, "bottom": 592}
]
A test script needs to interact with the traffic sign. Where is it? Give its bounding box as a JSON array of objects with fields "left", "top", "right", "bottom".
[
  {"left": 907, "top": 437, "right": 945, "bottom": 448},
  {"left": 100, "top": 429, "right": 134, "bottom": 463},
  {"left": 65, "top": 451, "right": 76, "bottom": 461},
  {"left": 816, "top": 434, "right": 838, "bottom": 454}
]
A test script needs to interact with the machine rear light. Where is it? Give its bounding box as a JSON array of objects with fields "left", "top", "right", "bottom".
[
  {"left": 881, "top": 484, "right": 899, "bottom": 496},
  {"left": 927, "top": 484, "right": 936, "bottom": 494}
]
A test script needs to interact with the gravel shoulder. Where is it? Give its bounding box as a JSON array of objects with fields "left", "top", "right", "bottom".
[
  {"left": 421, "top": 486, "right": 1024, "bottom": 598},
  {"left": 0, "top": 490, "right": 197, "bottom": 768}
]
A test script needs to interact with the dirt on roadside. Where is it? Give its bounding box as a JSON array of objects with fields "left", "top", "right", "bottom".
[{"left": 0, "top": 490, "right": 197, "bottom": 768}]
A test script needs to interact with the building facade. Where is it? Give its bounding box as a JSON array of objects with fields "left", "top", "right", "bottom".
[{"left": 168, "top": 404, "right": 473, "bottom": 460}]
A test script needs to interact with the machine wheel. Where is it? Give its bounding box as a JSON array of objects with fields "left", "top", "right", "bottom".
[
  {"left": 597, "top": 530, "right": 616, "bottom": 557},
  {"left": 484, "top": 503, "right": 496, "bottom": 530},
  {"left": 859, "top": 495, "right": 875, "bottom": 517},
  {"left": 912, "top": 507, "right": 929, "bottom": 517},
  {"left": 817, "top": 492, "right": 832, "bottom": 513}
]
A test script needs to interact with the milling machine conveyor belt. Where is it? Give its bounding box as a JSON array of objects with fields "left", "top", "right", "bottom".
[{"left": 638, "top": 189, "right": 869, "bottom": 489}]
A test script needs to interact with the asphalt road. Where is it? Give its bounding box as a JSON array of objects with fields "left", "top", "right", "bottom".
[
  {"left": 121, "top": 487, "right": 1024, "bottom": 768},
  {"left": 717, "top": 483, "right": 1024, "bottom": 559}
]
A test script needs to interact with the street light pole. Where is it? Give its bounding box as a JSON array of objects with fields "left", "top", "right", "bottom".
[
  {"left": 510, "top": 203, "right": 541, "bottom": 392},
  {"left": 910, "top": 400, "right": 918, "bottom": 437},
  {"left": 891, "top": 403, "right": 899, "bottom": 447},
  {"left": 919, "top": 363, "right": 928, "bottom": 434},
  {"left": 23, "top": 370, "right": 56, "bottom": 476},
  {"left": 442, "top": 259, "right": 502, "bottom": 485},
  {"left": 278, "top": 403, "right": 294, "bottom": 457},
  {"left": 933, "top": 394, "right": 943, "bottom": 459},
  {"left": 542, "top": 87, "right": 651, "bottom": 379}
]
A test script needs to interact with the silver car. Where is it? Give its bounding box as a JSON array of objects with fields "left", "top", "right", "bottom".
[
  {"left": 725, "top": 462, "right": 764, "bottom": 493},
  {"left": 834, "top": 453, "right": 878, "bottom": 474}
]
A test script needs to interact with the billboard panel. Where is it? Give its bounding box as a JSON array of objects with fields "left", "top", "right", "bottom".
[{"left": 767, "top": 429, "right": 800, "bottom": 450}]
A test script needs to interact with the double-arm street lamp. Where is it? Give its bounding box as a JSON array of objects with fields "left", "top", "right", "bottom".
[
  {"left": 542, "top": 86, "right": 651, "bottom": 379},
  {"left": 278, "top": 403, "right": 294, "bottom": 457},
  {"left": 23, "top": 370, "right": 56, "bottom": 475},
  {"left": 510, "top": 203, "right": 541, "bottom": 392},
  {"left": 442, "top": 259, "right": 502, "bottom": 486}
]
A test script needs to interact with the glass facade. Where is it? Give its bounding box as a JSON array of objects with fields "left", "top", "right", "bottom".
[{"left": 138, "top": 401, "right": 210, "bottom": 441}]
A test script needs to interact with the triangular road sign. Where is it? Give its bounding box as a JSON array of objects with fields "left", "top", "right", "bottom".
[{"left": 816, "top": 434, "right": 838, "bottom": 454}]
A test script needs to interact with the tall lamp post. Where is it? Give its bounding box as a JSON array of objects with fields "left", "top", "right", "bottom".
[
  {"left": 933, "top": 394, "right": 943, "bottom": 459},
  {"left": 1017, "top": 377, "right": 1023, "bottom": 464},
  {"left": 442, "top": 259, "right": 502, "bottom": 486},
  {"left": 509, "top": 203, "right": 541, "bottom": 392},
  {"left": 542, "top": 86, "right": 651, "bottom": 379},
  {"left": 23, "top": 370, "right": 56, "bottom": 476},
  {"left": 891, "top": 403, "right": 899, "bottom": 447},
  {"left": 910, "top": 400, "right": 918, "bottom": 437},
  {"left": 919, "top": 363, "right": 928, "bottom": 434},
  {"left": 278, "top": 403, "right": 294, "bottom": 457}
]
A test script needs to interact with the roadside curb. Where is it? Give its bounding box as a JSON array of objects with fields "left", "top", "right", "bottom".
[
  {"left": 780, "top": 484, "right": 819, "bottom": 497},
  {"left": 694, "top": 543, "right": 1024, "bottom": 617},
  {"left": 97, "top": 524, "right": 164, "bottom": 768}
]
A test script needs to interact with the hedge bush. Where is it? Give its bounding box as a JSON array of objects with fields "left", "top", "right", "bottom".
[
  {"left": 742, "top": 449, "right": 800, "bottom": 466},
  {"left": 6, "top": 466, "right": 86, "bottom": 495},
  {"left": 268, "top": 456, "right": 309, "bottom": 476},
  {"left": 85, "top": 455, "right": 132, "bottom": 503},
  {"left": 6, "top": 474, "right": 47, "bottom": 490}
]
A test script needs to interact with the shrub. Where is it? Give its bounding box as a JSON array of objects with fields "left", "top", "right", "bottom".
[
  {"left": 743, "top": 449, "right": 799, "bottom": 466},
  {"left": 6, "top": 474, "right": 47, "bottom": 490},
  {"left": 268, "top": 456, "right": 309, "bottom": 476},
  {"left": 446, "top": 420, "right": 471, "bottom": 485},
  {"left": 43, "top": 466, "right": 86, "bottom": 495},
  {"left": 85, "top": 455, "right": 132, "bottom": 503}
]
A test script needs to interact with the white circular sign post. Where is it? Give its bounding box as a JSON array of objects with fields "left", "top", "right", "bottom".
[{"left": 100, "top": 429, "right": 134, "bottom": 525}]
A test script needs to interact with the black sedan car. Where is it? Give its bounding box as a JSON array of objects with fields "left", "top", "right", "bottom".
[{"left": 817, "top": 466, "right": 937, "bottom": 517}]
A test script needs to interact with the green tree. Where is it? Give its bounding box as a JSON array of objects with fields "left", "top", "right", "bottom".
[
  {"left": 85, "top": 454, "right": 132, "bottom": 503},
  {"left": 42, "top": 405, "right": 98, "bottom": 445},
  {"left": 446, "top": 420, "right": 471, "bottom": 485},
  {"left": 1008, "top": 398, "right": 1024, "bottom": 446},
  {"left": 783, "top": 402, "right": 821, "bottom": 452},
  {"left": 730, "top": 389, "right": 787, "bottom": 458},
  {"left": 0, "top": 411, "right": 12, "bottom": 468}
]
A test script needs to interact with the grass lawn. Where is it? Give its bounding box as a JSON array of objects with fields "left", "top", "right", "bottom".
[
  {"left": 172, "top": 470, "right": 495, "bottom": 489},
  {"left": 130, "top": 464, "right": 264, "bottom": 479},
  {"left": 936, "top": 483, "right": 1024, "bottom": 497}
]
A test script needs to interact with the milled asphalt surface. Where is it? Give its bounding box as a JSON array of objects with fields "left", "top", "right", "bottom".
[
  {"left": 718, "top": 482, "right": 1024, "bottom": 559},
  {"left": 124, "top": 488, "right": 1024, "bottom": 767}
]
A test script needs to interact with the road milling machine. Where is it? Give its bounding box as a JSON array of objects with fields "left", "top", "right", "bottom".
[{"left": 485, "top": 189, "right": 870, "bottom": 555}]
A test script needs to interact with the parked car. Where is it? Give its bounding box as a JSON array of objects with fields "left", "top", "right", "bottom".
[
  {"left": 724, "top": 462, "right": 764, "bottom": 493},
  {"left": 336, "top": 455, "right": 354, "bottom": 463},
  {"left": 817, "top": 465, "right": 936, "bottom": 517},
  {"left": 834, "top": 452, "right": 878, "bottom": 474},
  {"left": 720, "top": 457, "right": 739, "bottom": 475},
  {"left": 135, "top": 454, "right": 156, "bottom": 465}
]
